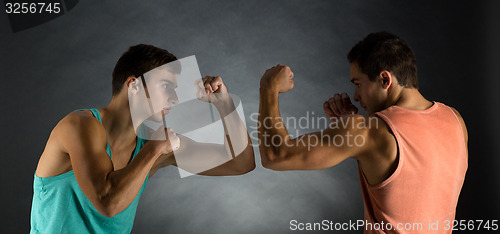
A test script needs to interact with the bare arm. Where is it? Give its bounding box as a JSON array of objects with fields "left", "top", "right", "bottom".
[
  {"left": 57, "top": 113, "right": 167, "bottom": 217},
  {"left": 150, "top": 76, "right": 255, "bottom": 177},
  {"left": 149, "top": 103, "right": 255, "bottom": 177},
  {"left": 182, "top": 97, "right": 255, "bottom": 176},
  {"left": 258, "top": 65, "right": 384, "bottom": 171},
  {"left": 258, "top": 90, "right": 371, "bottom": 170}
]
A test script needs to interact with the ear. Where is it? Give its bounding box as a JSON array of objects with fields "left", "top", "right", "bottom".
[
  {"left": 379, "top": 70, "right": 393, "bottom": 90},
  {"left": 127, "top": 76, "right": 140, "bottom": 95}
]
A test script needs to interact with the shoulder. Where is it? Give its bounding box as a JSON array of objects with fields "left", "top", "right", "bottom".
[
  {"left": 55, "top": 110, "right": 103, "bottom": 133},
  {"left": 52, "top": 110, "right": 107, "bottom": 150},
  {"left": 325, "top": 114, "right": 395, "bottom": 155},
  {"left": 349, "top": 114, "right": 396, "bottom": 158},
  {"left": 364, "top": 114, "right": 395, "bottom": 149}
]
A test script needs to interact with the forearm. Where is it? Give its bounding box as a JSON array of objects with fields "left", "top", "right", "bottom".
[
  {"left": 216, "top": 98, "right": 249, "bottom": 155},
  {"left": 215, "top": 98, "right": 255, "bottom": 173},
  {"left": 99, "top": 143, "right": 159, "bottom": 217},
  {"left": 258, "top": 88, "right": 292, "bottom": 165}
]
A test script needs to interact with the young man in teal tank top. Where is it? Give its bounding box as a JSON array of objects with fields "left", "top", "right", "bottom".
[{"left": 31, "top": 44, "right": 255, "bottom": 233}]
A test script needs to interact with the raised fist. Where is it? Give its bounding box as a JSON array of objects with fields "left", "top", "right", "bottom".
[
  {"left": 260, "top": 64, "right": 295, "bottom": 93},
  {"left": 323, "top": 93, "right": 359, "bottom": 120}
]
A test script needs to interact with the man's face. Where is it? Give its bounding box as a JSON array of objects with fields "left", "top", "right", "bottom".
[
  {"left": 350, "top": 62, "right": 387, "bottom": 114},
  {"left": 146, "top": 68, "right": 179, "bottom": 120}
]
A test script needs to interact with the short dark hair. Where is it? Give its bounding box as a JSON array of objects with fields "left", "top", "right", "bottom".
[
  {"left": 112, "top": 44, "right": 178, "bottom": 96},
  {"left": 347, "top": 32, "right": 418, "bottom": 89}
]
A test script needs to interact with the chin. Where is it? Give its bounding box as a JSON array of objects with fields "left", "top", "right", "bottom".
[{"left": 150, "top": 112, "right": 165, "bottom": 122}]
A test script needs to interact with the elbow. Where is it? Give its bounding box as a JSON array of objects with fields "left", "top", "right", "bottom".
[
  {"left": 239, "top": 161, "right": 256, "bottom": 175},
  {"left": 94, "top": 200, "right": 118, "bottom": 218},
  {"left": 260, "top": 150, "right": 282, "bottom": 171},
  {"left": 96, "top": 197, "right": 122, "bottom": 218},
  {"left": 234, "top": 152, "right": 256, "bottom": 175},
  {"left": 261, "top": 157, "right": 283, "bottom": 171},
  {"left": 261, "top": 158, "right": 274, "bottom": 170},
  {"left": 233, "top": 144, "right": 256, "bottom": 175},
  {"left": 99, "top": 207, "right": 117, "bottom": 218},
  {"left": 261, "top": 146, "right": 296, "bottom": 171},
  {"left": 94, "top": 184, "right": 121, "bottom": 218}
]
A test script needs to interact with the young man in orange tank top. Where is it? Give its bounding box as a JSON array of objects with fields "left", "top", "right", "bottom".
[{"left": 258, "top": 32, "right": 468, "bottom": 233}]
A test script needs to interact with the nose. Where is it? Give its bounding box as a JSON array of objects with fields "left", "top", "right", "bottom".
[
  {"left": 169, "top": 91, "right": 179, "bottom": 105},
  {"left": 353, "top": 90, "right": 360, "bottom": 102}
]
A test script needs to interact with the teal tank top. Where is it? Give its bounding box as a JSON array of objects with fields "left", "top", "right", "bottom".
[{"left": 30, "top": 109, "right": 149, "bottom": 234}]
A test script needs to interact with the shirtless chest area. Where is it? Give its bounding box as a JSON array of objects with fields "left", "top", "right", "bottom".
[{"left": 108, "top": 143, "right": 137, "bottom": 170}]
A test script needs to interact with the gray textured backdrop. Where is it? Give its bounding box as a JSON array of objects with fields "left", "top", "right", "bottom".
[{"left": 1, "top": 0, "right": 499, "bottom": 233}]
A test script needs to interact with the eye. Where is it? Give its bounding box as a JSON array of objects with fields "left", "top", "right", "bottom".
[
  {"left": 162, "top": 84, "right": 169, "bottom": 89},
  {"left": 354, "top": 83, "right": 360, "bottom": 87}
]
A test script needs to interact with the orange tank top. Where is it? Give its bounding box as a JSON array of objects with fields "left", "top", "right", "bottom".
[{"left": 358, "top": 102, "right": 467, "bottom": 233}]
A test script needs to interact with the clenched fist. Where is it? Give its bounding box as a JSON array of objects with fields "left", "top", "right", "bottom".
[
  {"left": 323, "top": 93, "right": 359, "bottom": 120},
  {"left": 149, "top": 126, "right": 181, "bottom": 156},
  {"left": 195, "top": 75, "right": 230, "bottom": 104},
  {"left": 260, "top": 64, "right": 295, "bottom": 93}
]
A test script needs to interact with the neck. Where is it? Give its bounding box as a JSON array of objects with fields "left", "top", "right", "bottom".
[
  {"left": 100, "top": 95, "right": 137, "bottom": 145},
  {"left": 389, "top": 87, "right": 433, "bottom": 111}
]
